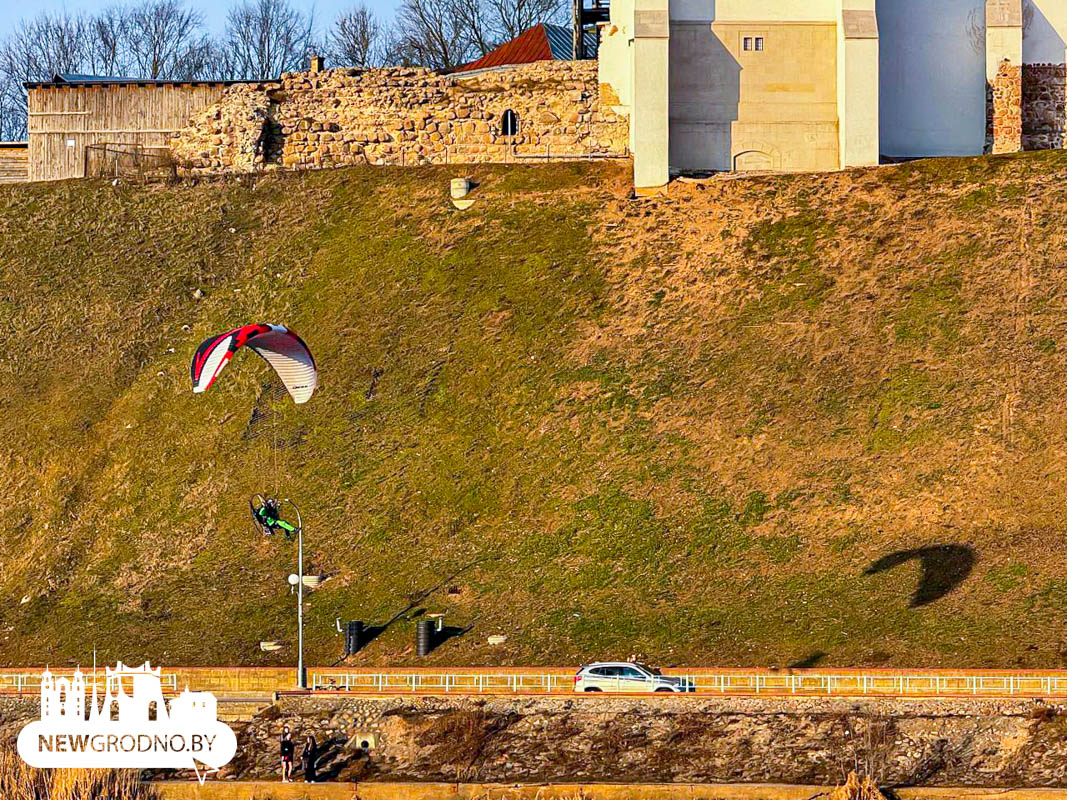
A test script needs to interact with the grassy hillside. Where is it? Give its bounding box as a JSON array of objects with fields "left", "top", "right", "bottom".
[{"left": 4, "top": 154, "right": 1067, "bottom": 669}]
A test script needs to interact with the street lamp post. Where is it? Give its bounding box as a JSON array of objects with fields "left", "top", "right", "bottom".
[{"left": 286, "top": 499, "right": 305, "bottom": 690}]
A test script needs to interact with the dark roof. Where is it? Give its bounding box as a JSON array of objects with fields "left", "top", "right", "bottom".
[
  {"left": 54, "top": 73, "right": 138, "bottom": 83},
  {"left": 453, "top": 23, "right": 597, "bottom": 73},
  {"left": 25, "top": 73, "right": 277, "bottom": 89}
]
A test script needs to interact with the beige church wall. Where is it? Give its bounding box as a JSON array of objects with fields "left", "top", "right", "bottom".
[
  {"left": 988, "top": 23, "right": 1023, "bottom": 81},
  {"left": 669, "top": 20, "right": 839, "bottom": 172},
  {"left": 598, "top": 0, "right": 634, "bottom": 117},
  {"left": 877, "top": 0, "right": 987, "bottom": 157},
  {"left": 710, "top": 0, "right": 839, "bottom": 23},
  {"left": 1025, "top": 0, "right": 1067, "bottom": 64}
]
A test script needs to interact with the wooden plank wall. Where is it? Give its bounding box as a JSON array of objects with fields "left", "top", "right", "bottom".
[
  {"left": 27, "top": 83, "right": 230, "bottom": 181},
  {"left": 0, "top": 145, "right": 27, "bottom": 184}
]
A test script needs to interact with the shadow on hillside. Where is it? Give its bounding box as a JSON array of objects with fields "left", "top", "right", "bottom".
[
  {"left": 789, "top": 651, "right": 827, "bottom": 669},
  {"left": 334, "top": 558, "right": 487, "bottom": 663},
  {"left": 864, "top": 545, "right": 976, "bottom": 608},
  {"left": 421, "top": 624, "right": 472, "bottom": 656}
]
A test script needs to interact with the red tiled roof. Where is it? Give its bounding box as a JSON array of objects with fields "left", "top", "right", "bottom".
[{"left": 454, "top": 24, "right": 555, "bottom": 73}]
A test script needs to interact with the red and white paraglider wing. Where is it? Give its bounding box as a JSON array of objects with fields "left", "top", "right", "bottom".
[
  {"left": 190, "top": 328, "right": 241, "bottom": 394},
  {"left": 245, "top": 325, "right": 318, "bottom": 404},
  {"left": 190, "top": 324, "right": 318, "bottom": 404}
]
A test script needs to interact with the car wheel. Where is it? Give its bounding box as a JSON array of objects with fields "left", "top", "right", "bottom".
[
  {"left": 585, "top": 687, "right": 602, "bottom": 692},
  {"left": 654, "top": 687, "right": 673, "bottom": 693}
]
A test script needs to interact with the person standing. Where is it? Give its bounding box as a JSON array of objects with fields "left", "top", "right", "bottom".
[
  {"left": 302, "top": 734, "right": 319, "bottom": 782},
  {"left": 280, "top": 726, "right": 295, "bottom": 782}
]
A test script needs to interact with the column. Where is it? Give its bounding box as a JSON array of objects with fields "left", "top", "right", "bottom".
[
  {"left": 837, "top": 0, "right": 880, "bottom": 168},
  {"left": 631, "top": 0, "right": 669, "bottom": 193},
  {"left": 986, "top": 0, "right": 1023, "bottom": 154}
]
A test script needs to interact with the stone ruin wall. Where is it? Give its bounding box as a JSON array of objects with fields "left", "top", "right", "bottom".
[
  {"left": 987, "top": 63, "right": 1067, "bottom": 153},
  {"left": 170, "top": 61, "right": 629, "bottom": 174},
  {"left": 989, "top": 60, "right": 1023, "bottom": 154},
  {"left": 1023, "top": 64, "right": 1067, "bottom": 150}
]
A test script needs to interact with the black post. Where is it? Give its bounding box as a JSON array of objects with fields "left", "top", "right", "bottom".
[
  {"left": 573, "top": 0, "right": 584, "bottom": 60},
  {"left": 345, "top": 621, "right": 364, "bottom": 656}
]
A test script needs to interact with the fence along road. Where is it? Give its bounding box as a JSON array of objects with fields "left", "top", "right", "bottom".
[
  {"left": 5, "top": 668, "right": 1067, "bottom": 698},
  {"left": 307, "top": 670, "right": 1067, "bottom": 698}
]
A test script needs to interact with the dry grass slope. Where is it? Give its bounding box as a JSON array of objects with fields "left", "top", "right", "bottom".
[{"left": 3, "top": 154, "right": 1067, "bottom": 669}]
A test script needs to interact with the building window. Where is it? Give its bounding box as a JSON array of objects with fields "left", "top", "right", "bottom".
[
  {"left": 501, "top": 109, "right": 519, "bottom": 137},
  {"left": 743, "top": 37, "right": 753, "bottom": 51},
  {"left": 755, "top": 37, "right": 764, "bottom": 51},
  {"left": 742, "top": 36, "right": 765, "bottom": 52}
]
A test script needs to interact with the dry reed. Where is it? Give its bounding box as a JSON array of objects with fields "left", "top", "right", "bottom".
[{"left": 0, "top": 744, "right": 157, "bottom": 800}]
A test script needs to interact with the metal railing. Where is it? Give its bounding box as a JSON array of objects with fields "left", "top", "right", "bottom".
[
  {"left": 443, "top": 142, "right": 628, "bottom": 164},
  {"left": 85, "top": 143, "right": 176, "bottom": 182},
  {"left": 311, "top": 672, "right": 573, "bottom": 693},
  {"left": 0, "top": 672, "right": 179, "bottom": 694},
  {"left": 309, "top": 670, "right": 1067, "bottom": 697},
  {"left": 6, "top": 668, "right": 1067, "bottom": 698}
]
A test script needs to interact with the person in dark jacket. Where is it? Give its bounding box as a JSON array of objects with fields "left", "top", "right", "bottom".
[
  {"left": 301, "top": 735, "right": 318, "bottom": 782},
  {"left": 280, "top": 726, "right": 295, "bottom": 782}
]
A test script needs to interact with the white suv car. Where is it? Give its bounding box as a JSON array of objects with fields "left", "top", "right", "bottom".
[{"left": 574, "top": 662, "right": 694, "bottom": 693}]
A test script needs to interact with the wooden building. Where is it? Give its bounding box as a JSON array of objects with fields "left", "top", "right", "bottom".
[
  {"left": 0, "top": 143, "right": 27, "bottom": 184},
  {"left": 25, "top": 75, "right": 260, "bottom": 182}
]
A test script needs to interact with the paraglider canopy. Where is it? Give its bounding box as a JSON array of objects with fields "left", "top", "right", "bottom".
[{"left": 190, "top": 324, "right": 318, "bottom": 404}]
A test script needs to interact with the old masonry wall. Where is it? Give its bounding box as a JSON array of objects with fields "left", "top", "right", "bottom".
[{"left": 169, "top": 61, "right": 629, "bottom": 174}]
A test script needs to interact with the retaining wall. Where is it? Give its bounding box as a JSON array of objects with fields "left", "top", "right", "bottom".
[
  {"left": 212, "top": 695, "right": 1067, "bottom": 786},
  {"left": 7, "top": 693, "right": 1067, "bottom": 787},
  {"left": 154, "top": 782, "right": 1067, "bottom": 800}
]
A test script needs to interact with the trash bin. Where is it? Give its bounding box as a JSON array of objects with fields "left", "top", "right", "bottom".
[{"left": 415, "top": 619, "right": 434, "bottom": 657}]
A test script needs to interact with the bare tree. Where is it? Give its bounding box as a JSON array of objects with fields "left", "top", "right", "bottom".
[
  {"left": 0, "top": 75, "right": 22, "bottom": 140},
  {"left": 486, "top": 0, "right": 565, "bottom": 41},
  {"left": 2, "top": 11, "right": 91, "bottom": 81},
  {"left": 450, "top": 0, "right": 495, "bottom": 58},
  {"left": 127, "top": 0, "right": 212, "bottom": 79},
  {"left": 0, "top": 11, "right": 93, "bottom": 139},
  {"left": 224, "top": 0, "right": 316, "bottom": 80},
  {"left": 0, "top": 1, "right": 216, "bottom": 139},
  {"left": 452, "top": 0, "right": 563, "bottom": 57},
  {"left": 329, "top": 5, "right": 382, "bottom": 68},
  {"left": 88, "top": 6, "right": 133, "bottom": 76},
  {"left": 386, "top": 0, "right": 565, "bottom": 68},
  {"left": 387, "top": 0, "right": 472, "bottom": 70}
]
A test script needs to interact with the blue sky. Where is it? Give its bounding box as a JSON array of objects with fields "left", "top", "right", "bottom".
[{"left": 0, "top": 0, "right": 403, "bottom": 39}]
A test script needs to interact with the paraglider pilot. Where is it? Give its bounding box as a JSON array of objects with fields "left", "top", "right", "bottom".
[{"left": 251, "top": 494, "right": 299, "bottom": 539}]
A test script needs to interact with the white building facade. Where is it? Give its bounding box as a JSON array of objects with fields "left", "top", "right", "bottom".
[{"left": 599, "top": 0, "right": 1065, "bottom": 191}]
